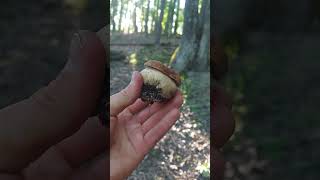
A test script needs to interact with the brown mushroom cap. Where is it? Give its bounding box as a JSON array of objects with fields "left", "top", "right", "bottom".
[{"left": 144, "top": 60, "right": 181, "bottom": 86}]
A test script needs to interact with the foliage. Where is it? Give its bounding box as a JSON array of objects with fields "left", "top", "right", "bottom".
[{"left": 110, "top": 0, "right": 184, "bottom": 35}]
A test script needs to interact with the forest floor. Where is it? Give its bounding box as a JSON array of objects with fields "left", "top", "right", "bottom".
[
  {"left": 222, "top": 32, "right": 320, "bottom": 180},
  {"left": 3, "top": 1, "right": 320, "bottom": 180},
  {"left": 110, "top": 37, "right": 211, "bottom": 179},
  {"left": 0, "top": 1, "right": 210, "bottom": 179}
]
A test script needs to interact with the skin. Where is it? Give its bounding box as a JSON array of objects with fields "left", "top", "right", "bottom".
[
  {"left": 212, "top": 83, "right": 235, "bottom": 180},
  {"left": 212, "top": 37, "right": 235, "bottom": 179},
  {"left": 0, "top": 29, "right": 233, "bottom": 179},
  {"left": 110, "top": 72, "right": 183, "bottom": 179},
  {"left": 0, "top": 31, "right": 107, "bottom": 180},
  {"left": 0, "top": 30, "right": 183, "bottom": 180}
]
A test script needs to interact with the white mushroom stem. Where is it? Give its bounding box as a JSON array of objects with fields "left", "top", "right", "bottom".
[{"left": 140, "top": 67, "right": 177, "bottom": 99}]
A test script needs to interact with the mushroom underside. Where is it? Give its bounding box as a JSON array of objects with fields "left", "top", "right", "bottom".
[{"left": 140, "top": 83, "right": 167, "bottom": 103}]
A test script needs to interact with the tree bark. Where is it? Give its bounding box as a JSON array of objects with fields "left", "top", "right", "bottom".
[
  {"left": 173, "top": 0, "right": 180, "bottom": 35},
  {"left": 151, "top": 0, "right": 160, "bottom": 33},
  {"left": 171, "top": 0, "right": 199, "bottom": 72},
  {"left": 118, "top": 0, "right": 124, "bottom": 31},
  {"left": 111, "top": 0, "right": 118, "bottom": 31},
  {"left": 164, "top": 0, "right": 176, "bottom": 36},
  {"left": 133, "top": 3, "right": 138, "bottom": 33},
  {"left": 195, "top": 0, "right": 210, "bottom": 71},
  {"left": 145, "top": 0, "right": 151, "bottom": 34},
  {"left": 154, "top": 0, "right": 166, "bottom": 45},
  {"left": 197, "top": 0, "right": 208, "bottom": 36}
]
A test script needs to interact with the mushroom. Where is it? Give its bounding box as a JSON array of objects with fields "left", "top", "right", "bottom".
[{"left": 140, "top": 60, "right": 181, "bottom": 103}]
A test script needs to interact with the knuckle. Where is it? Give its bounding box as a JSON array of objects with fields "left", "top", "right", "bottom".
[
  {"left": 29, "top": 86, "right": 59, "bottom": 114},
  {"left": 120, "top": 87, "right": 132, "bottom": 101},
  {"left": 120, "top": 88, "right": 130, "bottom": 98}
]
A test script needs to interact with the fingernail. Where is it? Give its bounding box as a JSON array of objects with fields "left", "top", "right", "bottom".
[
  {"left": 66, "top": 31, "right": 93, "bottom": 71},
  {"left": 130, "top": 71, "right": 138, "bottom": 85},
  {"left": 65, "top": 32, "right": 83, "bottom": 71},
  {"left": 70, "top": 32, "right": 83, "bottom": 54}
]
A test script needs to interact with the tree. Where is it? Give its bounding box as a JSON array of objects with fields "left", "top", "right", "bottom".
[
  {"left": 154, "top": 0, "right": 166, "bottom": 45},
  {"left": 118, "top": 0, "right": 125, "bottom": 31},
  {"left": 151, "top": 0, "right": 160, "bottom": 33},
  {"left": 197, "top": 0, "right": 209, "bottom": 36},
  {"left": 195, "top": 0, "right": 210, "bottom": 71},
  {"left": 164, "top": 0, "right": 177, "bottom": 36},
  {"left": 144, "top": 0, "right": 151, "bottom": 34},
  {"left": 171, "top": 0, "right": 210, "bottom": 72},
  {"left": 111, "top": 0, "right": 118, "bottom": 31},
  {"left": 173, "top": 0, "right": 180, "bottom": 35},
  {"left": 132, "top": 2, "right": 138, "bottom": 33}
]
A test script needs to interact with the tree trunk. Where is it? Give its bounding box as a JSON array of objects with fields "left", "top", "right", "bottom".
[
  {"left": 154, "top": 0, "right": 166, "bottom": 45},
  {"left": 194, "top": 0, "right": 210, "bottom": 71},
  {"left": 164, "top": 0, "right": 177, "bottom": 36},
  {"left": 197, "top": 0, "right": 208, "bottom": 36},
  {"left": 125, "top": 3, "right": 130, "bottom": 34},
  {"left": 145, "top": 0, "right": 151, "bottom": 34},
  {"left": 141, "top": 2, "right": 145, "bottom": 31},
  {"left": 171, "top": 0, "right": 199, "bottom": 72},
  {"left": 118, "top": 0, "right": 124, "bottom": 32},
  {"left": 133, "top": 4, "right": 138, "bottom": 33},
  {"left": 173, "top": 0, "right": 180, "bottom": 35},
  {"left": 152, "top": 0, "right": 160, "bottom": 33},
  {"left": 111, "top": 0, "right": 118, "bottom": 32}
]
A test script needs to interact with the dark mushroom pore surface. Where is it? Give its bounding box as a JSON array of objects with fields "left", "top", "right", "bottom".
[
  {"left": 141, "top": 84, "right": 167, "bottom": 103},
  {"left": 140, "top": 60, "right": 180, "bottom": 103}
]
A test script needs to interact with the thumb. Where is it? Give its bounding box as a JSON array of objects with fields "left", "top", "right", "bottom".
[
  {"left": 110, "top": 71, "right": 143, "bottom": 117},
  {"left": 0, "top": 30, "right": 106, "bottom": 172}
]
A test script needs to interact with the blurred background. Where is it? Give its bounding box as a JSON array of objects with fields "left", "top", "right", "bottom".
[
  {"left": 0, "top": 0, "right": 106, "bottom": 108},
  {"left": 109, "top": 0, "right": 210, "bottom": 179},
  {"left": 214, "top": 0, "right": 320, "bottom": 179}
]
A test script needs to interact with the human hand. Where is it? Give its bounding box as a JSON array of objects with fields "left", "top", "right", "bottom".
[
  {"left": 212, "top": 38, "right": 235, "bottom": 180},
  {"left": 109, "top": 72, "right": 183, "bottom": 180},
  {"left": 212, "top": 84, "right": 235, "bottom": 180},
  {"left": 0, "top": 31, "right": 107, "bottom": 180}
]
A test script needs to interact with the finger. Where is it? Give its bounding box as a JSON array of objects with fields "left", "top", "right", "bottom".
[
  {"left": 141, "top": 93, "right": 183, "bottom": 134},
  {"left": 23, "top": 147, "right": 73, "bottom": 179},
  {"left": 212, "top": 105, "right": 235, "bottom": 148},
  {"left": 110, "top": 71, "right": 143, "bottom": 117},
  {"left": 113, "top": 98, "right": 147, "bottom": 134},
  {"left": 0, "top": 30, "right": 106, "bottom": 172},
  {"left": 135, "top": 91, "right": 182, "bottom": 124},
  {"left": 70, "top": 154, "right": 106, "bottom": 180},
  {"left": 110, "top": 74, "right": 144, "bottom": 137},
  {"left": 25, "top": 118, "right": 107, "bottom": 179},
  {"left": 0, "top": 174, "right": 21, "bottom": 180},
  {"left": 56, "top": 117, "right": 106, "bottom": 168},
  {"left": 144, "top": 108, "right": 180, "bottom": 151},
  {"left": 24, "top": 117, "right": 107, "bottom": 179},
  {"left": 135, "top": 102, "right": 164, "bottom": 124},
  {"left": 213, "top": 147, "right": 225, "bottom": 180},
  {"left": 127, "top": 98, "right": 149, "bottom": 115}
]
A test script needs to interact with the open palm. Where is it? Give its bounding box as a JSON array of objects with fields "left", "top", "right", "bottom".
[{"left": 110, "top": 72, "right": 183, "bottom": 179}]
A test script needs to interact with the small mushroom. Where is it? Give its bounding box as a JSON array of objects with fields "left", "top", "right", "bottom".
[{"left": 140, "top": 60, "right": 181, "bottom": 103}]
